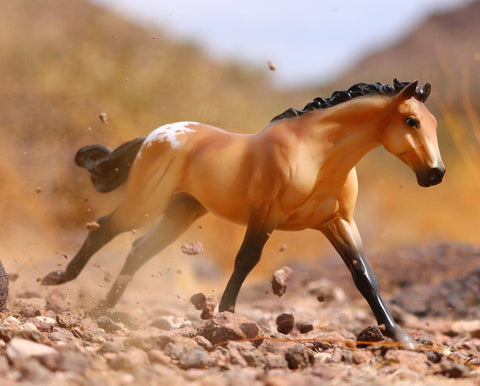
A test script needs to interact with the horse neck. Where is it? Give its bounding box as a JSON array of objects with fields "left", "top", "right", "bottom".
[{"left": 298, "top": 96, "right": 393, "bottom": 180}]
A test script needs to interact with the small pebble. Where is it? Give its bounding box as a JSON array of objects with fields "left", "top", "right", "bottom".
[
  {"left": 276, "top": 313, "right": 294, "bottom": 334},
  {"left": 297, "top": 322, "right": 314, "bottom": 334}
]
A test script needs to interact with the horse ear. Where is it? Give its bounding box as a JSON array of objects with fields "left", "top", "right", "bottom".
[
  {"left": 395, "top": 81, "right": 418, "bottom": 103},
  {"left": 420, "top": 83, "right": 431, "bottom": 102}
]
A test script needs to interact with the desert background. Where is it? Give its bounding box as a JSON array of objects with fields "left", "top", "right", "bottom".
[
  {"left": 1, "top": 0, "right": 479, "bottom": 292},
  {"left": 1, "top": 0, "right": 480, "bottom": 384}
]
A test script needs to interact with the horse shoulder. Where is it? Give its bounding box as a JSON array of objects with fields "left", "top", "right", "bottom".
[
  {"left": 246, "top": 129, "right": 317, "bottom": 214},
  {"left": 245, "top": 130, "right": 296, "bottom": 198},
  {"left": 313, "top": 166, "right": 359, "bottom": 210}
]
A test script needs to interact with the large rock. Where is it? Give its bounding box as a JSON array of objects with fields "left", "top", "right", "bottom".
[
  {"left": 197, "top": 312, "right": 263, "bottom": 345},
  {"left": 6, "top": 338, "right": 57, "bottom": 360}
]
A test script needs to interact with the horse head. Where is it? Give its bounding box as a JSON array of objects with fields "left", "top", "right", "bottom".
[{"left": 381, "top": 81, "right": 445, "bottom": 187}]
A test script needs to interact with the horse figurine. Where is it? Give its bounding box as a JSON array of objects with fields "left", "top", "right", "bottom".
[{"left": 43, "top": 79, "right": 445, "bottom": 348}]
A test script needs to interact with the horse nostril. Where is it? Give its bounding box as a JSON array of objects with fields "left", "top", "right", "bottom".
[{"left": 428, "top": 167, "right": 445, "bottom": 184}]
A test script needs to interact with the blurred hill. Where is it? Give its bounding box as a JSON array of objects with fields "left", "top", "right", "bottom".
[
  {"left": 331, "top": 0, "right": 480, "bottom": 111},
  {"left": 0, "top": 0, "right": 292, "bottom": 238},
  {"left": 325, "top": 0, "right": 480, "bottom": 262},
  {"left": 0, "top": 0, "right": 284, "bottom": 139},
  {"left": 1, "top": 0, "right": 479, "bottom": 277}
]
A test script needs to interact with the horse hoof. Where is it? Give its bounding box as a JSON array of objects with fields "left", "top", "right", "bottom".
[
  {"left": 398, "top": 339, "right": 417, "bottom": 351},
  {"left": 387, "top": 327, "right": 417, "bottom": 350},
  {"left": 41, "top": 271, "right": 66, "bottom": 285},
  {"left": 88, "top": 303, "right": 110, "bottom": 319}
]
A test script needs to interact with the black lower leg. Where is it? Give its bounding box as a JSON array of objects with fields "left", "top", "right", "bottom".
[
  {"left": 103, "top": 247, "right": 152, "bottom": 307},
  {"left": 219, "top": 246, "right": 262, "bottom": 312},
  {"left": 42, "top": 215, "right": 118, "bottom": 285},
  {"left": 320, "top": 219, "right": 413, "bottom": 347},
  {"left": 64, "top": 222, "right": 116, "bottom": 280},
  {"left": 345, "top": 253, "right": 413, "bottom": 344},
  {"left": 219, "top": 228, "right": 270, "bottom": 313}
]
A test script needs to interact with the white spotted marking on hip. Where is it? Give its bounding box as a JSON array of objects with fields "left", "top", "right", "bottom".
[{"left": 137, "top": 122, "right": 199, "bottom": 160}]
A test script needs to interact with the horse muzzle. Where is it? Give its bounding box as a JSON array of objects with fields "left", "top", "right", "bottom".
[{"left": 416, "top": 166, "right": 445, "bottom": 187}]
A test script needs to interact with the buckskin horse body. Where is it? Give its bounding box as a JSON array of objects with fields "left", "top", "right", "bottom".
[{"left": 43, "top": 79, "right": 445, "bottom": 348}]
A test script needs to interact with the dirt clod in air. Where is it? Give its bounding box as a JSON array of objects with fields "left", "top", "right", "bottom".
[
  {"left": 190, "top": 292, "right": 216, "bottom": 320},
  {"left": 191, "top": 293, "right": 207, "bottom": 310},
  {"left": 271, "top": 266, "right": 294, "bottom": 297},
  {"left": 181, "top": 241, "right": 204, "bottom": 255},
  {"left": 86, "top": 221, "right": 100, "bottom": 231},
  {"left": 200, "top": 296, "right": 217, "bottom": 320},
  {"left": 98, "top": 112, "right": 108, "bottom": 124}
]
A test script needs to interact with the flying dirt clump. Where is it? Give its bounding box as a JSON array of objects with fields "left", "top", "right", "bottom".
[
  {"left": 190, "top": 292, "right": 217, "bottom": 320},
  {"left": 271, "top": 266, "right": 294, "bottom": 297},
  {"left": 181, "top": 241, "right": 204, "bottom": 255},
  {"left": 86, "top": 221, "right": 100, "bottom": 231},
  {"left": 98, "top": 112, "right": 108, "bottom": 124}
]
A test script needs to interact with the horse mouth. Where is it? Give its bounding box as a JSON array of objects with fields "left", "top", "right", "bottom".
[{"left": 416, "top": 167, "right": 445, "bottom": 187}]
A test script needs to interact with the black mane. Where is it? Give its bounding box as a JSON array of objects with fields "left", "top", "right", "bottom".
[{"left": 270, "top": 79, "right": 431, "bottom": 122}]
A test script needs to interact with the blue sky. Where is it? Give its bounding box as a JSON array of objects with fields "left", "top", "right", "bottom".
[{"left": 92, "top": 0, "right": 473, "bottom": 88}]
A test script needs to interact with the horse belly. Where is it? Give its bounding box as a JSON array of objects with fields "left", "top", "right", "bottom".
[
  {"left": 201, "top": 195, "right": 252, "bottom": 225},
  {"left": 184, "top": 141, "right": 253, "bottom": 226},
  {"left": 187, "top": 171, "right": 252, "bottom": 225}
]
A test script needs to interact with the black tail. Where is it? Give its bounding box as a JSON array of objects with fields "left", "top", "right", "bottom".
[{"left": 75, "top": 136, "right": 146, "bottom": 193}]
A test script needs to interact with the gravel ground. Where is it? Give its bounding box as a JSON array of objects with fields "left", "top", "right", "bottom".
[{"left": 1, "top": 242, "right": 480, "bottom": 385}]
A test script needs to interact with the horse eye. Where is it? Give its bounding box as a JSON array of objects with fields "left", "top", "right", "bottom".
[{"left": 406, "top": 117, "right": 419, "bottom": 128}]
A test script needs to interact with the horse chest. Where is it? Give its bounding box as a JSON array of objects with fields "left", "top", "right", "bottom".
[
  {"left": 277, "top": 176, "right": 343, "bottom": 230},
  {"left": 278, "top": 195, "right": 339, "bottom": 230}
]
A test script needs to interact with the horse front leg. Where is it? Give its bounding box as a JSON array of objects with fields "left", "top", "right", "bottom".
[
  {"left": 219, "top": 207, "right": 273, "bottom": 313},
  {"left": 319, "top": 217, "right": 415, "bottom": 349}
]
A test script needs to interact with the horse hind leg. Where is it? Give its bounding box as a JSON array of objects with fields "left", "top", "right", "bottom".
[
  {"left": 42, "top": 153, "right": 181, "bottom": 288},
  {"left": 103, "top": 195, "right": 207, "bottom": 308},
  {"left": 41, "top": 210, "right": 134, "bottom": 286}
]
